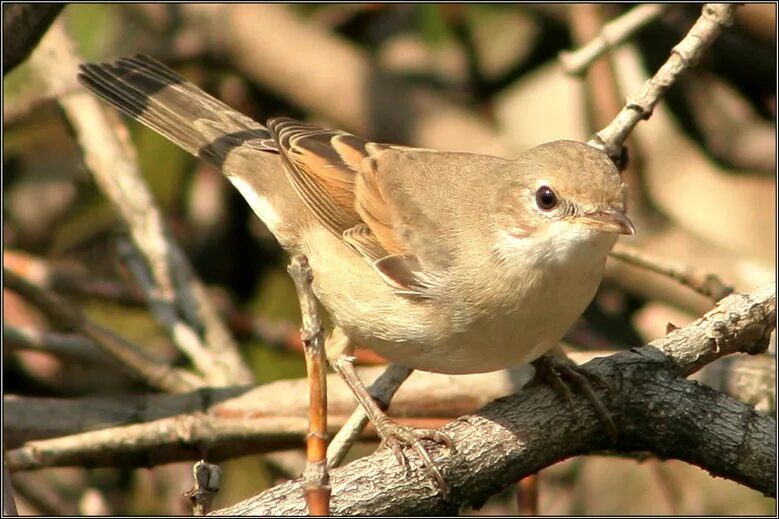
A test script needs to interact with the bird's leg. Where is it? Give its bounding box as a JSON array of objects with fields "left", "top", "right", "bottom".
[
  {"left": 531, "top": 346, "right": 618, "bottom": 441},
  {"left": 327, "top": 330, "right": 452, "bottom": 493}
]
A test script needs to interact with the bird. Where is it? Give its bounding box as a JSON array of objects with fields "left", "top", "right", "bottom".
[{"left": 78, "top": 54, "right": 634, "bottom": 489}]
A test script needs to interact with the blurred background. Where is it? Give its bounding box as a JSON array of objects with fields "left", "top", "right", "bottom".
[{"left": 3, "top": 4, "right": 775, "bottom": 515}]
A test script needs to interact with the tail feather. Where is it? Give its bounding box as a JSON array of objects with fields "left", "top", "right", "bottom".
[{"left": 77, "top": 55, "right": 275, "bottom": 166}]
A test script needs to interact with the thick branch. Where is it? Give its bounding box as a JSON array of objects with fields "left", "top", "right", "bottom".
[
  {"left": 6, "top": 350, "right": 772, "bottom": 452},
  {"left": 212, "top": 282, "right": 775, "bottom": 514}
]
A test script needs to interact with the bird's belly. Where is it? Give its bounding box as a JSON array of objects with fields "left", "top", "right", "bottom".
[
  {"left": 305, "top": 226, "right": 609, "bottom": 375},
  {"left": 357, "top": 302, "right": 570, "bottom": 374}
]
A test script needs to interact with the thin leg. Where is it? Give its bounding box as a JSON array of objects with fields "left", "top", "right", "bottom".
[
  {"left": 327, "top": 363, "right": 414, "bottom": 469},
  {"left": 331, "top": 354, "right": 452, "bottom": 493}
]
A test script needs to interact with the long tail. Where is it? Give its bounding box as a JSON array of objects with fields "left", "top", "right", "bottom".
[
  {"left": 77, "top": 55, "right": 277, "bottom": 168},
  {"left": 78, "top": 55, "right": 309, "bottom": 247}
]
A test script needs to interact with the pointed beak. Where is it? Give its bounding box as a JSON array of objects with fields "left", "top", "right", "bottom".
[{"left": 575, "top": 209, "right": 635, "bottom": 235}]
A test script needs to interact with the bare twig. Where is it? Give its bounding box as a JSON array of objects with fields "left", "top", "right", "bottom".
[
  {"left": 655, "top": 281, "right": 775, "bottom": 377},
  {"left": 3, "top": 471, "right": 73, "bottom": 515},
  {"left": 4, "top": 325, "right": 115, "bottom": 365},
  {"left": 287, "top": 256, "right": 330, "bottom": 516},
  {"left": 559, "top": 4, "right": 668, "bottom": 76},
  {"left": 4, "top": 365, "right": 526, "bottom": 469},
  {"left": 183, "top": 460, "right": 221, "bottom": 516},
  {"left": 29, "top": 21, "right": 253, "bottom": 386},
  {"left": 588, "top": 4, "right": 739, "bottom": 160},
  {"left": 3, "top": 269, "right": 204, "bottom": 393},
  {"left": 326, "top": 364, "right": 413, "bottom": 469},
  {"left": 610, "top": 242, "right": 734, "bottom": 302},
  {"left": 3, "top": 250, "right": 145, "bottom": 306},
  {"left": 6, "top": 348, "right": 771, "bottom": 462}
]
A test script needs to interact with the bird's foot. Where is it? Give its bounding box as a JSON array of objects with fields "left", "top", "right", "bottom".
[
  {"left": 374, "top": 416, "right": 453, "bottom": 495},
  {"left": 532, "top": 353, "right": 618, "bottom": 441}
]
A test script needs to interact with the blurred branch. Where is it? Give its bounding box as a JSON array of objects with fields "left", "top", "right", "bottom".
[
  {"left": 4, "top": 365, "right": 525, "bottom": 466},
  {"left": 693, "top": 354, "right": 775, "bottom": 417},
  {"left": 559, "top": 4, "right": 668, "bottom": 76},
  {"left": 2, "top": 3, "right": 64, "bottom": 75},
  {"left": 6, "top": 348, "right": 775, "bottom": 474},
  {"left": 177, "top": 4, "right": 512, "bottom": 155},
  {"left": 685, "top": 74, "right": 776, "bottom": 174},
  {"left": 3, "top": 269, "right": 204, "bottom": 394},
  {"left": 29, "top": 21, "right": 253, "bottom": 386},
  {"left": 3, "top": 449, "right": 18, "bottom": 516},
  {"left": 4, "top": 250, "right": 145, "bottom": 306},
  {"left": 610, "top": 242, "right": 733, "bottom": 302},
  {"left": 588, "top": 4, "right": 738, "bottom": 161},
  {"left": 215, "top": 282, "right": 775, "bottom": 514},
  {"left": 4, "top": 325, "right": 116, "bottom": 366},
  {"left": 516, "top": 475, "right": 538, "bottom": 516}
]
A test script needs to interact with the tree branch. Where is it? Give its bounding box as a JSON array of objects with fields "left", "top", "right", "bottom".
[
  {"left": 211, "top": 282, "right": 775, "bottom": 514},
  {"left": 588, "top": 4, "right": 739, "bottom": 161},
  {"left": 3, "top": 269, "right": 203, "bottom": 394},
  {"left": 559, "top": 4, "right": 669, "bottom": 76}
]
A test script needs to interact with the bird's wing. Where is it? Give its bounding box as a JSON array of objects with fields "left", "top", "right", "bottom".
[
  {"left": 271, "top": 118, "right": 507, "bottom": 297},
  {"left": 268, "top": 118, "right": 454, "bottom": 297}
]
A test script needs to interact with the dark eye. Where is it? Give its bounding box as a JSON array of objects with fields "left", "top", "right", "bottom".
[{"left": 535, "top": 185, "right": 558, "bottom": 211}]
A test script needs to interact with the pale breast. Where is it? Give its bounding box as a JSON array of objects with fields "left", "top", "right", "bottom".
[{"left": 303, "top": 225, "right": 614, "bottom": 375}]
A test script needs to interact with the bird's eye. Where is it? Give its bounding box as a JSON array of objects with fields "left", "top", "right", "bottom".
[{"left": 535, "top": 185, "right": 558, "bottom": 211}]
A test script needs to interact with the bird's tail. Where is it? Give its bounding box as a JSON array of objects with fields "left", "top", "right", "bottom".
[{"left": 77, "top": 55, "right": 277, "bottom": 168}]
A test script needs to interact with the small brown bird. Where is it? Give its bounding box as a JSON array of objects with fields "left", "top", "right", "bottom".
[{"left": 78, "top": 55, "right": 633, "bottom": 488}]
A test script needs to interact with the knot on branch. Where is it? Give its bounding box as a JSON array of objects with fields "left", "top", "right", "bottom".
[{"left": 703, "top": 4, "right": 736, "bottom": 27}]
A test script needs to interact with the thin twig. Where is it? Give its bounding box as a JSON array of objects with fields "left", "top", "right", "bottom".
[
  {"left": 610, "top": 242, "right": 734, "bottom": 302},
  {"left": 3, "top": 249, "right": 145, "bottom": 306},
  {"left": 182, "top": 460, "right": 221, "bottom": 516},
  {"left": 3, "top": 269, "right": 204, "bottom": 393},
  {"left": 559, "top": 4, "right": 668, "bottom": 76},
  {"left": 588, "top": 4, "right": 738, "bottom": 161},
  {"left": 287, "top": 255, "right": 330, "bottom": 516},
  {"left": 4, "top": 325, "right": 115, "bottom": 365},
  {"left": 29, "top": 21, "right": 253, "bottom": 386},
  {"left": 326, "top": 364, "right": 413, "bottom": 469}
]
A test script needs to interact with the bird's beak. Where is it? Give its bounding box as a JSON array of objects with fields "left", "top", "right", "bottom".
[{"left": 575, "top": 209, "right": 635, "bottom": 235}]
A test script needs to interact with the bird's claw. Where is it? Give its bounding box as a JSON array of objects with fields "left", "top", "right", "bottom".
[
  {"left": 377, "top": 424, "right": 453, "bottom": 494},
  {"left": 532, "top": 354, "right": 618, "bottom": 441}
]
